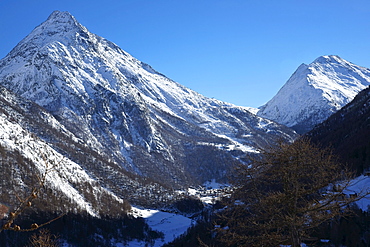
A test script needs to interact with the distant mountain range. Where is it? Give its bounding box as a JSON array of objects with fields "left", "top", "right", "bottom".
[{"left": 258, "top": 55, "right": 370, "bottom": 133}]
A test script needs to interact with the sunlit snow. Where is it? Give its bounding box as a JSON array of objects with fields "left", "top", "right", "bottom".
[
  {"left": 258, "top": 55, "right": 370, "bottom": 132},
  {"left": 128, "top": 207, "right": 194, "bottom": 247}
]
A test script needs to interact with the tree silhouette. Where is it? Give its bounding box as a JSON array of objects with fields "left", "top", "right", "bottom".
[
  {"left": 217, "top": 138, "right": 369, "bottom": 247},
  {"left": 27, "top": 229, "right": 59, "bottom": 247}
]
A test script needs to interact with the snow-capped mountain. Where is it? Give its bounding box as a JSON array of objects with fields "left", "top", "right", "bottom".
[
  {"left": 0, "top": 11, "right": 297, "bottom": 191},
  {"left": 0, "top": 83, "right": 176, "bottom": 245},
  {"left": 258, "top": 55, "right": 370, "bottom": 133}
]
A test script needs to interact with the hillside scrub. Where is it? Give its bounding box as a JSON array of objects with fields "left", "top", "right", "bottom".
[{"left": 215, "top": 138, "right": 368, "bottom": 247}]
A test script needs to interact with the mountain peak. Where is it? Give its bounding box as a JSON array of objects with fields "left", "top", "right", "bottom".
[
  {"left": 47, "top": 10, "right": 74, "bottom": 21},
  {"left": 14, "top": 10, "right": 87, "bottom": 48},
  {"left": 44, "top": 10, "right": 79, "bottom": 28},
  {"left": 0, "top": 11, "right": 298, "bottom": 187},
  {"left": 313, "top": 55, "right": 342, "bottom": 64},
  {"left": 37, "top": 10, "right": 84, "bottom": 36},
  {"left": 1, "top": 10, "right": 91, "bottom": 62},
  {"left": 258, "top": 55, "right": 370, "bottom": 133},
  {"left": 311, "top": 55, "right": 353, "bottom": 68}
]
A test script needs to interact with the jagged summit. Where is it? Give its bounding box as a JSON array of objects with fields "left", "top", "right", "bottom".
[
  {"left": 44, "top": 10, "right": 79, "bottom": 26},
  {"left": 258, "top": 55, "right": 370, "bottom": 133},
  {"left": 44, "top": 11, "right": 86, "bottom": 36},
  {"left": 313, "top": 55, "right": 344, "bottom": 64},
  {"left": 1, "top": 10, "right": 91, "bottom": 68},
  {"left": 47, "top": 10, "right": 76, "bottom": 22},
  {"left": 29, "top": 10, "right": 88, "bottom": 36},
  {"left": 11, "top": 11, "right": 82, "bottom": 49}
]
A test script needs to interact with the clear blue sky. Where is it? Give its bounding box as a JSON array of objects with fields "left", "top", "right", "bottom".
[{"left": 1, "top": 0, "right": 370, "bottom": 108}]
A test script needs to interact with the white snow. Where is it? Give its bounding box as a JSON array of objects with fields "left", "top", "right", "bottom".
[
  {"left": 128, "top": 207, "right": 194, "bottom": 247},
  {"left": 0, "top": 111, "right": 123, "bottom": 217},
  {"left": 258, "top": 55, "right": 370, "bottom": 131},
  {"left": 177, "top": 179, "right": 232, "bottom": 204},
  {"left": 126, "top": 180, "right": 232, "bottom": 246},
  {"left": 245, "top": 106, "right": 259, "bottom": 115},
  {"left": 345, "top": 175, "right": 370, "bottom": 211}
]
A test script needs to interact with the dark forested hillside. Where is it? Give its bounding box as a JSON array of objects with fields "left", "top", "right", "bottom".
[{"left": 307, "top": 86, "right": 370, "bottom": 174}]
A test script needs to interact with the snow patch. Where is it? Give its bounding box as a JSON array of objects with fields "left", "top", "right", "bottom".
[{"left": 129, "top": 207, "right": 194, "bottom": 246}]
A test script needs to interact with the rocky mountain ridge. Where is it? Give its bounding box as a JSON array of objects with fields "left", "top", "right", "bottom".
[{"left": 0, "top": 10, "right": 297, "bottom": 210}]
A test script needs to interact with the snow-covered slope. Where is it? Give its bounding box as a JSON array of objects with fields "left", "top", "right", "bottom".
[
  {"left": 258, "top": 55, "right": 370, "bottom": 133},
  {"left": 0, "top": 11, "right": 297, "bottom": 188},
  {"left": 0, "top": 86, "right": 129, "bottom": 217}
]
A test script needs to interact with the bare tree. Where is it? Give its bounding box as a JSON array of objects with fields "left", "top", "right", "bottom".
[
  {"left": 217, "top": 138, "right": 369, "bottom": 247},
  {"left": 27, "top": 228, "right": 59, "bottom": 247}
]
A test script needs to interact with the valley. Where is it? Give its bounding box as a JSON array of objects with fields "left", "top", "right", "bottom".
[{"left": 0, "top": 10, "right": 369, "bottom": 247}]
